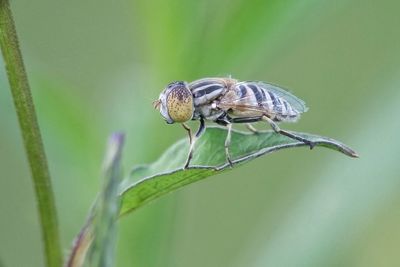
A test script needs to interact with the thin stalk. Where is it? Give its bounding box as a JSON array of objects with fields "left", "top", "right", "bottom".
[{"left": 0, "top": 1, "right": 62, "bottom": 267}]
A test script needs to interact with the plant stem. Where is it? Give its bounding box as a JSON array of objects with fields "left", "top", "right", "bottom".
[{"left": 0, "top": 1, "right": 62, "bottom": 267}]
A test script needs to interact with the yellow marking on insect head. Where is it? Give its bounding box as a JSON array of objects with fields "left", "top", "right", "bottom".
[{"left": 166, "top": 85, "right": 194, "bottom": 123}]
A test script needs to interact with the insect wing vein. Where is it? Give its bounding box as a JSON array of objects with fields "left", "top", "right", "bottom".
[{"left": 255, "top": 82, "right": 308, "bottom": 113}]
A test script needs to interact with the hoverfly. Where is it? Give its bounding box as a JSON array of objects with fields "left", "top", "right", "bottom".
[{"left": 153, "top": 77, "right": 314, "bottom": 169}]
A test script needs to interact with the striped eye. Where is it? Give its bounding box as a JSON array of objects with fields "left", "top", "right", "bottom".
[{"left": 165, "top": 82, "right": 194, "bottom": 123}]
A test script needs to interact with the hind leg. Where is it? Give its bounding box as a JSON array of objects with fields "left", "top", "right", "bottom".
[{"left": 262, "top": 115, "right": 315, "bottom": 149}]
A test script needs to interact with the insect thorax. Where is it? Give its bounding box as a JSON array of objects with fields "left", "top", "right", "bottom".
[{"left": 189, "top": 78, "right": 231, "bottom": 121}]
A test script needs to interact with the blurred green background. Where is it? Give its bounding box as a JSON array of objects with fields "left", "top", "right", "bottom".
[{"left": 1, "top": 0, "right": 400, "bottom": 266}]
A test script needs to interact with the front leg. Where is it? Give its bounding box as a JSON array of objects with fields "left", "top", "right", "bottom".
[
  {"left": 182, "top": 123, "right": 192, "bottom": 145},
  {"left": 183, "top": 118, "right": 205, "bottom": 169}
]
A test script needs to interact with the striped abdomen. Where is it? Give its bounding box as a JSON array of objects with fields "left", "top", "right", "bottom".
[{"left": 230, "top": 82, "right": 301, "bottom": 122}]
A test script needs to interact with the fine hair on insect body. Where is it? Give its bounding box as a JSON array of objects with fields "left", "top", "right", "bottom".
[{"left": 154, "top": 77, "right": 314, "bottom": 169}]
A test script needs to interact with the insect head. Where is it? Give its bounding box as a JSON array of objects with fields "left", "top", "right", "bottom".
[{"left": 153, "top": 81, "right": 194, "bottom": 124}]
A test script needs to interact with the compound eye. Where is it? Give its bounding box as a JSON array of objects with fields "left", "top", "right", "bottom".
[{"left": 166, "top": 83, "right": 194, "bottom": 123}]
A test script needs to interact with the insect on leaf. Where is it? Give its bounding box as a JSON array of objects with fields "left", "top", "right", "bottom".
[{"left": 119, "top": 127, "right": 357, "bottom": 216}]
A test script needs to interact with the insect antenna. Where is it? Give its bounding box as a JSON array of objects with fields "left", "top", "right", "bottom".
[{"left": 152, "top": 99, "right": 161, "bottom": 109}]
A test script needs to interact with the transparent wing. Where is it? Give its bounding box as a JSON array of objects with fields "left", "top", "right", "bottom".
[
  {"left": 254, "top": 81, "right": 308, "bottom": 113},
  {"left": 219, "top": 81, "right": 308, "bottom": 115},
  {"left": 219, "top": 93, "right": 280, "bottom": 117},
  {"left": 219, "top": 95, "right": 272, "bottom": 111}
]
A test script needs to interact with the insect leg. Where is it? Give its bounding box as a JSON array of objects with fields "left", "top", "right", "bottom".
[
  {"left": 195, "top": 117, "right": 206, "bottom": 138},
  {"left": 230, "top": 117, "right": 262, "bottom": 123},
  {"left": 225, "top": 123, "right": 234, "bottom": 167},
  {"left": 183, "top": 118, "right": 205, "bottom": 169},
  {"left": 262, "top": 115, "right": 315, "bottom": 149},
  {"left": 182, "top": 123, "right": 192, "bottom": 145},
  {"left": 245, "top": 123, "right": 259, "bottom": 134}
]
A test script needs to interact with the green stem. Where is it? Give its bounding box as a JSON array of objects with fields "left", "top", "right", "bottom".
[{"left": 0, "top": 1, "right": 62, "bottom": 267}]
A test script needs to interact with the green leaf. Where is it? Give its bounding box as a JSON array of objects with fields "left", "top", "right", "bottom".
[
  {"left": 66, "top": 133, "right": 124, "bottom": 267},
  {"left": 119, "top": 127, "right": 357, "bottom": 216},
  {"left": 87, "top": 133, "right": 124, "bottom": 267}
]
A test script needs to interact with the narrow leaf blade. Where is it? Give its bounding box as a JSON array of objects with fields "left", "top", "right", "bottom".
[{"left": 66, "top": 133, "right": 124, "bottom": 267}]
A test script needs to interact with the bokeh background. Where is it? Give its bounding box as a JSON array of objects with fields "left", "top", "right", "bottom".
[{"left": 1, "top": 1, "right": 400, "bottom": 266}]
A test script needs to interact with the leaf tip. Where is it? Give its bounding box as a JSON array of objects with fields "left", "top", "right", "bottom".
[
  {"left": 350, "top": 150, "right": 359, "bottom": 158},
  {"left": 342, "top": 146, "right": 359, "bottom": 158},
  {"left": 110, "top": 132, "right": 125, "bottom": 145}
]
